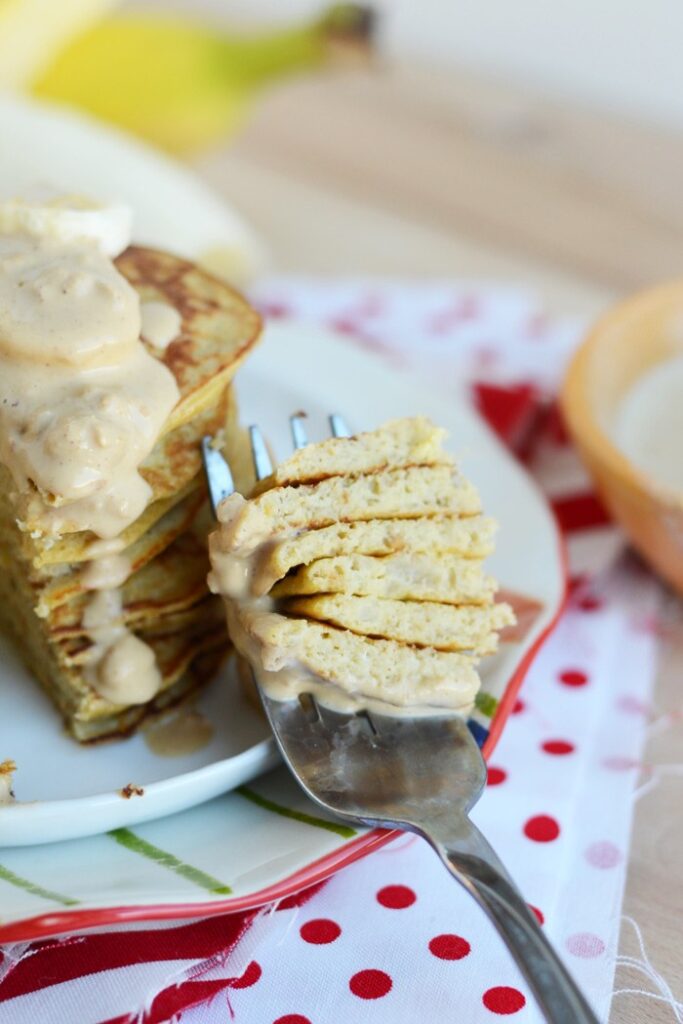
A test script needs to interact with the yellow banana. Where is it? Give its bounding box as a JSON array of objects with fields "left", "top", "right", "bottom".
[
  {"left": 31, "top": 6, "right": 373, "bottom": 154},
  {"left": 0, "top": 0, "right": 118, "bottom": 89}
]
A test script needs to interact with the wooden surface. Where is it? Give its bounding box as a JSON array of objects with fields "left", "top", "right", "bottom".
[{"left": 193, "top": 62, "right": 683, "bottom": 1022}]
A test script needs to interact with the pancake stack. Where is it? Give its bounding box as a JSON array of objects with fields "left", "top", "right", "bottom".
[
  {"left": 210, "top": 418, "right": 514, "bottom": 714},
  {"left": 0, "top": 246, "right": 261, "bottom": 741}
]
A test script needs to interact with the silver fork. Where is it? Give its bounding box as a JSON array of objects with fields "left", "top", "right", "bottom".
[{"left": 202, "top": 415, "right": 599, "bottom": 1024}]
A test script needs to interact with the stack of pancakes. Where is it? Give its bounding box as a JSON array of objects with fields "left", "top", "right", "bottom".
[
  {"left": 0, "top": 246, "right": 260, "bottom": 741},
  {"left": 211, "top": 418, "right": 514, "bottom": 714}
]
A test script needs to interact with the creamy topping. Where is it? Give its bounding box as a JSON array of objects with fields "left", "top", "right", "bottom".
[
  {"left": 87, "top": 633, "right": 162, "bottom": 706},
  {"left": 81, "top": 552, "right": 131, "bottom": 590},
  {"left": 208, "top": 549, "right": 254, "bottom": 601},
  {"left": 144, "top": 708, "right": 214, "bottom": 757},
  {"left": 208, "top": 494, "right": 283, "bottom": 599},
  {"left": 82, "top": 587, "right": 124, "bottom": 644},
  {"left": 141, "top": 301, "right": 182, "bottom": 350},
  {"left": 84, "top": 536, "right": 126, "bottom": 559},
  {"left": 210, "top": 489, "right": 471, "bottom": 714},
  {"left": 0, "top": 195, "right": 132, "bottom": 257},
  {"left": 0, "top": 196, "right": 180, "bottom": 540},
  {"left": 614, "top": 354, "right": 683, "bottom": 494},
  {"left": 0, "top": 194, "right": 173, "bottom": 707},
  {"left": 0, "top": 235, "right": 141, "bottom": 365},
  {"left": 80, "top": 548, "right": 161, "bottom": 705},
  {"left": 229, "top": 606, "right": 463, "bottom": 718}
]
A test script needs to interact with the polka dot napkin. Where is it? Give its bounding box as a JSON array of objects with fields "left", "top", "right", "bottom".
[{"left": 0, "top": 280, "right": 661, "bottom": 1024}]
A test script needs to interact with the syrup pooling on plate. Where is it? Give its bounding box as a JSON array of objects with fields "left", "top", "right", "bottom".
[{"left": 0, "top": 195, "right": 180, "bottom": 706}]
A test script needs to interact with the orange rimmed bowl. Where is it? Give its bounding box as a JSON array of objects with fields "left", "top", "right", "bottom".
[{"left": 562, "top": 280, "right": 683, "bottom": 594}]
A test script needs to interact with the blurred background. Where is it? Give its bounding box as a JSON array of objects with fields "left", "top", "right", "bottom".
[
  {"left": 1, "top": 0, "right": 681, "bottom": 307},
  {"left": 140, "top": 0, "right": 683, "bottom": 128}
]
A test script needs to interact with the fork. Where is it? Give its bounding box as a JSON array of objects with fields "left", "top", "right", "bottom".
[{"left": 202, "top": 414, "right": 599, "bottom": 1024}]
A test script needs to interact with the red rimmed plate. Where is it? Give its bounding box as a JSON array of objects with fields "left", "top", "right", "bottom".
[
  {"left": 0, "top": 95, "right": 566, "bottom": 940},
  {"left": 0, "top": 320, "right": 566, "bottom": 941}
]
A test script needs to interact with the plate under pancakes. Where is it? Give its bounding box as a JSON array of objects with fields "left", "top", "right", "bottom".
[{"left": 0, "top": 245, "right": 261, "bottom": 741}]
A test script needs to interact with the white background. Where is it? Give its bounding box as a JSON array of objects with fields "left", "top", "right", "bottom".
[{"left": 137, "top": 0, "right": 683, "bottom": 129}]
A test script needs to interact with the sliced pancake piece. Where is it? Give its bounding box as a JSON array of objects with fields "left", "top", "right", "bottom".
[
  {"left": 47, "top": 534, "right": 211, "bottom": 639},
  {"left": 219, "top": 466, "right": 481, "bottom": 552},
  {"left": 213, "top": 515, "right": 496, "bottom": 599},
  {"left": 255, "top": 417, "right": 449, "bottom": 491},
  {"left": 13, "top": 384, "right": 237, "bottom": 549},
  {"left": 15, "top": 385, "right": 243, "bottom": 570},
  {"left": 283, "top": 594, "right": 514, "bottom": 654},
  {"left": 228, "top": 605, "right": 479, "bottom": 713},
  {"left": 273, "top": 552, "right": 496, "bottom": 604},
  {"left": 0, "top": 560, "right": 227, "bottom": 741},
  {"left": 115, "top": 246, "right": 261, "bottom": 434},
  {"left": 0, "top": 246, "right": 260, "bottom": 743},
  {"left": 58, "top": 599, "right": 225, "bottom": 663}
]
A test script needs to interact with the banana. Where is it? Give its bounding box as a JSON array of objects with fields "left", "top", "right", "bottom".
[
  {"left": 0, "top": 0, "right": 118, "bottom": 89},
  {"left": 0, "top": 193, "right": 131, "bottom": 256},
  {"left": 31, "top": 5, "right": 373, "bottom": 154}
]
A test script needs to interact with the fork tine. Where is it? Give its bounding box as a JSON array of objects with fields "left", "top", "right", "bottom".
[
  {"left": 329, "top": 413, "right": 352, "bottom": 438},
  {"left": 249, "top": 424, "right": 274, "bottom": 481},
  {"left": 201, "top": 435, "right": 234, "bottom": 517},
  {"left": 290, "top": 413, "right": 309, "bottom": 450}
]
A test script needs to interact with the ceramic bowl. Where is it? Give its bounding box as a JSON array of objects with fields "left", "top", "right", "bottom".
[{"left": 562, "top": 280, "right": 683, "bottom": 594}]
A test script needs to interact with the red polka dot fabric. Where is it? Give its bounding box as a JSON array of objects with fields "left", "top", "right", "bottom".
[
  {"left": 178, "top": 282, "right": 661, "bottom": 1024},
  {"left": 6, "top": 282, "right": 662, "bottom": 1024}
]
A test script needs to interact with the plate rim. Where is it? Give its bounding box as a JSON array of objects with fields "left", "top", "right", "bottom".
[
  {"left": 0, "top": 530, "right": 567, "bottom": 944},
  {"left": 0, "top": 93, "right": 569, "bottom": 934}
]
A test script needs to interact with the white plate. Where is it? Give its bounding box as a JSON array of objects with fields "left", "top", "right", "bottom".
[
  {"left": 0, "top": 95, "right": 565, "bottom": 937},
  {"left": 0, "top": 92, "right": 264, "bottom": 274},
  {"left": 0, "top": 316, "right": 563, "bottom": 847}
]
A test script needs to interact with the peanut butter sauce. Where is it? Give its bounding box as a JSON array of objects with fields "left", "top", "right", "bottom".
[
  {"left": 0, "top": 196, "right": 177, "bottom": 707},
  {"left": 144, "top": 708, "right": 214, "bottom": 757},
  {"left": 141, "top": 301, "right": 182, "bottom": 350}
]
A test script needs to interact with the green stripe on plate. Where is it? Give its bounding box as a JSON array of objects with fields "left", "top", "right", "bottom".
[
  {"left": 0, "top": 863, "right": 79, "bottom": 907},
  {"left": 475, "top": 690, "right": 498, "bottom": 718},
  {"left": 109, "top": 828, "right": 232, "bottom": 895},
  {"left": 237, "top": 785, "right": 357, "bottom": 839}
]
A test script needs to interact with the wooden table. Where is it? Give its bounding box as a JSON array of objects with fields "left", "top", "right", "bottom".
[{"left": 193, "top": 63, "right": 683, "bottom": 1022}]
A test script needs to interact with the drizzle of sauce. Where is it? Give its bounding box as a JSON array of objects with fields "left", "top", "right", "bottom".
[
  {"left": 80, "top": 564, "right": 162, "bottom": 707},
  {"left": 141, "top": 300, "right": 182, "bottom": 350},
  {"left": 82, "top": 587, "right": 124, "bottom": 642},
  {"left": 81, "top": 552, "right": 131, "bottom": 590},
  {"left": 0, "top": 196, "right": 176, "bottom": 707},
  {"left": 86, "top": 632, "right": 162, "bottom": 706},
  {"left": 0, "top": 201, "right": 179, "bottom": 540},
  {"left": 144, "top": 708, "right": 214, "bottom": 757},
  {"left": 84, "top": 537, "right": 126, "bottom": 558}
]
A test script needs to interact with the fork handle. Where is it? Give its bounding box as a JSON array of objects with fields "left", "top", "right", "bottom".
[{"left": 420, "top": 817, "right": 600, "bottom": 1024}]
